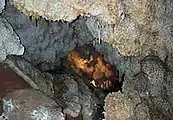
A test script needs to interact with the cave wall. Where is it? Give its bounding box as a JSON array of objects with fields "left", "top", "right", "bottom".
[{"left": 1, "top": 0, "right": 173, "bottom": 120}]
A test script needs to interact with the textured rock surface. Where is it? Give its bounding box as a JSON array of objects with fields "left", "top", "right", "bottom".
[
  {"left": 84, "top": 0, "right": 170, "bottom": 57},
  {"left": 104, "top": 55, "right": 173, "bottom": 120},
  {"left": 117, "top": 57, "right": 141, "bottom": 76},
  {"left": 141, "top": 56, "right": 166, "bottom": 97},
  {"left": 104, "top": 91, "right": 151, "bottom": 120},
  {"left": 73, "top": 17, "right": 94, "bottom": 46},
  {"left": 1, "top": 0, "right": 173, "bottom": 120},
  {"left": 0, "top": 17, "right": 24, "bottom": 62},
  {"left": 110, "top": 18, "right": 150, "bottom": 56},
  {"left": 4, "top": 56, "right": 54, "bottom": 98},
  {"left": 0, "top": 63, "right": 31, "bottom": 99},
  {"left": 1, "top": 56, "right": 100, "bottom": 119},
  {"left": 141, "top": 56, "right": 173, "bottom": 119},
  {"left": 11, "top": 0, "right": 124, "bottom": 24},
  {"left": 166, "top": 52, "right": 173, "bottom": 71},
  {"left": 0, "top": 0, "right": 5, "bottom": 13},
  {"left": 2, "top": 1, "right": 74, "bottom": 65},
  {"left": 1, "top": 89, "right": 65, "bottom": 120},
  {"left": 53, "top": 73, "right": 98, "bottom": 120},
  {"left": 2, "top": 1, "right": 122, "bottom": 69},
  {"left": 139, "top": 56, "right": 173, "bottom": 119},
  {"left": 2, "top": 1, "right": 83, "bottom": 65},
  {"left": 1, "top": 54, "right": 101, "bottom": 120},
  {"left": 6, "top": 0, "right": 173, "bottom": 59},
  {"left": 85, "top": 17, "right": 113, "bottom": 45}
]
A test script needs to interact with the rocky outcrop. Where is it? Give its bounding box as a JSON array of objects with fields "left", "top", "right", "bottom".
[
  {"left": 1, "top": 89, "right": 65, "bottom": 120},
  {"left": 104, "top": 55, "right": 173, "bottom": 120},
  {"left": 1, "top": 0, "right": 173, "bottom": 120},
  {"left": 2, "top": 56, "right": 100, "bottom": 120},
  {"left": 2, "top": 1, "right": 76, "bottom": 65},
  {"left": 85, "top": 0, "right": 170, "bottom": 57},
  {"left": 104, "top": 91, "right": 151, "bottom": 120},
  {"left": 53, "top": 73, "right": 99, "bottom": 120},
  {"left": 4, "top": 56, "right": 54, "bottom": 98}
]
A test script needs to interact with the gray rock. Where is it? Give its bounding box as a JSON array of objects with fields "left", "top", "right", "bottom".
[
  {"left": 140, "top": 56, "right": 173, "bottom": 119},
  {"left": 4, "top": 56, "right": 54, "bottom": 98},
  {"left": 104, "top": 91, "right": 151, "bottom": 120},
  {"left": 0, "top": 17, "right": 24, "bottom": 62},
  {"left": 118, "top": 58, "right": 141, "bottom": 77},
  {"left": 166, "top": 71, "right": 173, "bottom": 101},
  {"left": 1, "top": 56, "right": 100, "bottom": 119},
  {"left": 0, "top": 0, "right": 5, "bottom": 13},
  {"left": 1, "top": 89, "right": 65, "bottom": 120},
  {"left": 123, "top": 72, "right": 149, "bottom": 98},
  {"left": 1, "top": 0, "right": 173, "bottom": 120},
  {"left": 105, "top": 55, "right": 173, "bottom": 120},
  {"left": 2, "top": 0, "right": 75, "bottom": 65},
  {"left": 141, "top": 56, "right": 166, "bottom": 97},
  {"left": 72, "top": 17, "right": 94, "bottom": 46},
  {"left": 166, "top": 52, "right": 173, "bottom": 71},
  {"left": 53, "top": 73, "right": 98, "bottom": 120},
  {"left": 94, "top": 42, "right": 120, "bottom": 66},
  {"left": 85, "top": 16, "right": 112, "bottom": 44}
]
